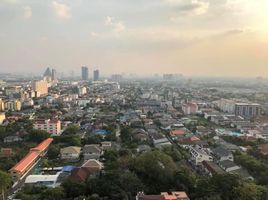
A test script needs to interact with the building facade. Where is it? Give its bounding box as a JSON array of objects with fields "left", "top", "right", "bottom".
[
  {"left": 33, "top": 80, "right": 48, "bottom": 96},
  {"left": 81, "top": 66, "right": 89, "bottom": 81},
  {"left": 93, "top": 69, "right": 100, "bottom": 81},
  {"left": 234, "top": 103, "right": 261, "bottom": 119},
  {"left": 34, "top": 119, "right": 61, "bottom": 135}
]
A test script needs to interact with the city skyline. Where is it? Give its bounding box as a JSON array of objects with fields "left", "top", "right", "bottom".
[{"left": 1, "top": 0, "right": 268, "bottom": 77}]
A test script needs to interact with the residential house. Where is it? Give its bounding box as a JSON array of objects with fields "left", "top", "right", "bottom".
[
  {"left": 202, "top": 161, "right": 225, "bottom": 177},
  {"left": 69, "top": 167, "right": 92, "bottom": 182},
  {"left": 218, "top": 160, "right": 240, "bottom": 172},
  {"left": 4, "top": 135, "right": 23, "bottom": 143},
  {"left": 189, "top": 146, "right": 213, "bottom": 165},
  {"left": 136, "top": 191, "right": 190, "bottom": 200},
  {"left": 83, "top": 144, "right": 102, "bottom": 160},
  {"left": 170, "top": 129, "right": 186, "bottom": 139},
  {"left": 259, "top": 143, "right": 268, "bottom": 156},
  {"left": 230, "top": 168, "right": 254, "bottom": 180},
  {"left": 82, "top": 159, "right": 104, "bottom": 172},
  {"left": 101, "top": 141, "right": 112, "bottom": 151},
  {"left": 0, "top": 148, "right": 13, "bottom": 157},
  {"left": 212, "top": 146, "right": 233, "bottom": 162},
  {"left": 60, "top": 146, "right": 81, "bottom": 161}
]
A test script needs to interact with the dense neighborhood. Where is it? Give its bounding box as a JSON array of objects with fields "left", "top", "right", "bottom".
[{"left": 0, "top": 70, "right": 268, "bottom": 200}]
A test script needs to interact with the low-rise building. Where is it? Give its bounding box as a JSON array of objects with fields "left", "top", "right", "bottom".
[
  {"left": 137, "top": 191, "right": 190, "bottom": 200},
  {"left": 25, "top": 174, "right": 59, "bottom": 188},
  {"left": 0, "top": 148, "right": 13, "bottom": 157},
  {"left": 212, "top": 146, "right": 233, "bottom": 162},
  {"left": 60, "top": 146, "right": 81, "bottom": 161},
  {"left": 0, "top": 112, "right": 5, "bottom": 124},
  {"left": 34, "top": 119, "right": 61, "bottom": 135},
  {"left": 4, "top": 135, "right": 23, "bottom": 143},
  {"left": 83, "top": 144, "right": 102, "bottom": 160},
  {"left": 189, "top": 146, "right": 213, "bottom": 165},
  {"left": 10, "top": 138, "right": 53, "bottom": 181},
  {"left": 218, "top": 160, "right": 240, "bottom": 172}
]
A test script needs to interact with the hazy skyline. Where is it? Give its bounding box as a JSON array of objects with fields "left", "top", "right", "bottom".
[{"left": 0, "top": 0, "right": 268, "bottom": 77}]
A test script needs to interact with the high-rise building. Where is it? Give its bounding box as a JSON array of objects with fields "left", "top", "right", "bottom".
[
  {"left": 235, "top": 103, "right": 261, "bottom": 119},
  {"left": 93, "top": 69, "right": 99, "bottom": 81},
  {"left": 33, "top": 80, "right": 48, "bottom": 96},
  {"left": 111, "top": 74, "right": 123, "bottom": 82},
  {"left": 51, "top": 69, "right": 57, "bottom": 81},
  {"left": 81, "top": 66, "right": 89, "bottom": 81},
  {"left": 43, "top": 67, "right": 52, "bottom": 82}
]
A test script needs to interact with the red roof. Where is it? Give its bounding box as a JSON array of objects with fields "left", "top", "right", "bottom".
[
  {"left": 10, "top": 138, "right": 53, "bottom": 174},
  {"left": 170, "top": 129, "right": 185, "bottom": 136},
  {"left": 31, "top": 138, "right": 53, "bottom": 152},
  {"left": 10, "top": 151, "right": 40, "bottom": 173}
]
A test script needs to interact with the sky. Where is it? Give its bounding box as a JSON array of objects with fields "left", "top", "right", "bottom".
[{"left": 0, "top": 0, "right": 268, "bottom": 77}]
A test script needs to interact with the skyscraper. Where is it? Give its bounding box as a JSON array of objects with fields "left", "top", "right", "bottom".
[
  {"left": 43, "top": 67, "right": 52, "bottom": 82},
  {"left": 81, "top": 66, "right": 89, "bottom": 81},
  {"left": 93, "top": 69, "right": 99, "bottom": 81},
  {"left": 51, "top": 69, "right": 57, "bottom": 81}
]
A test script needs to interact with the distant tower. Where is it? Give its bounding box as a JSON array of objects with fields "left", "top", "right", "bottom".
[
  {"left": 43, "top": 67, "right": 52, "bottom": 82},
  {"left": 81, "top": 66, "right": 89, "bottom": 81},
  {"left": 51, "top": 69, "right": 57, "bottom": 81},
  {"left": 93, "top": 69, "right": 99, "bottom": 81}
]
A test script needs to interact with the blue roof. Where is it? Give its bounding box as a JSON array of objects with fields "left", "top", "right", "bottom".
[
  {"left": 94, "top": 129, "right": 110, "bottom": 135},
  {"left": 62, "top": 165, "right": 75, "bottom": 172}
]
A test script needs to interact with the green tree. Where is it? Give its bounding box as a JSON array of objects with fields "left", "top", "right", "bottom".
[
  {"left": 47, "top": 144, "right": 60, "bottom": 160},
  {"left": 0, "top": 170, "right": 12, "bottom": 200},
  {"left": 63, "top": 125, "right": 80, "bottom": 135},
  {"left": 26, "top": 129, "right": 50, "bottom": 143},
  {"left": 42, "top": 187, "right": 66, "bottom": 200},
  {"left": 131, "top": 150, "right": 177, "bottom": 193}
]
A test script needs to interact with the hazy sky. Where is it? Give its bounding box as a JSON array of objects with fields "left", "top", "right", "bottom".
[{"left": 0, "top": 0, "right": 268, "bottom": 77}]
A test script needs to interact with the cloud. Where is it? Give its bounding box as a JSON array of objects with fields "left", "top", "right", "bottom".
[
  {"left": 23, "top": 6, "right": 32, "bottom": 19},
  {"left": 165, "top": 0, "right": 210, "bottom": 16},
  {"left": 105, "top": 16, "right": 126, "bottom": 32},
  {"left": 51, "top": 1, "right": 71, "bottom": 19},
  {"left": 90, "top": 32, "right": 99, "bottom": 37},
  {"left": 2, "top": 0, "right": 18, "bottom": 4}
]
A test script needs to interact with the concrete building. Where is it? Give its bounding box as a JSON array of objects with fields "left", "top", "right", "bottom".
[
  {"left": 93, "top": 69, "right": 100, "bottom": 81},
  {"left": 33, "top": 80, "right": 48, "bottom": 96},
  {"left": 25, "top": 174, "right": 59, "bottom": 188},
  {"left": 34, "top": 119, "right": 61, "bottom": 135},
  {"left": 234, "top": 103, "right": 261, "bottom": 119},
  {"left": 214, "top": 99, "right": 236, "bottom": 113},
  {"left": 4, "top": 100, "right": 21, "bottom": 111},
  {"left": 0, "top": 99, "right": 4, "bottom": 111},
  {"left": 81, "top": 66, "right": 89, "bottom": 81},
  {"left": 182, "top": 102, "right": 198, "bottom": 115},
  {"left": 0, "top": 112, "right": 5, "bottom": 124},
  {"left": 189, "top": 146, "right": 213, "bottom": 165},
  {"left": 78, "top": 87, "right": 87, "bottom": 95},
  {"left": 214, "top": 99, "right": 261, "bottom": 119},
  {"left": 51, "top": 69, "right": 57, "bottom": 81}
]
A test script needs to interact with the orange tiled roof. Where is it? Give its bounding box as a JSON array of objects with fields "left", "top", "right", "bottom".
[
  {"left": 10, "top": 138, "right": 53, "bottom": 174},
  {"left": 10, "top": 151, "right": 40, "bottom": 173},
  {"left": 31, "top": 138, "right": 53, "bottom": 152},
  {"left": 171, "top": 129, "right": 185, "bottom": 136}
]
